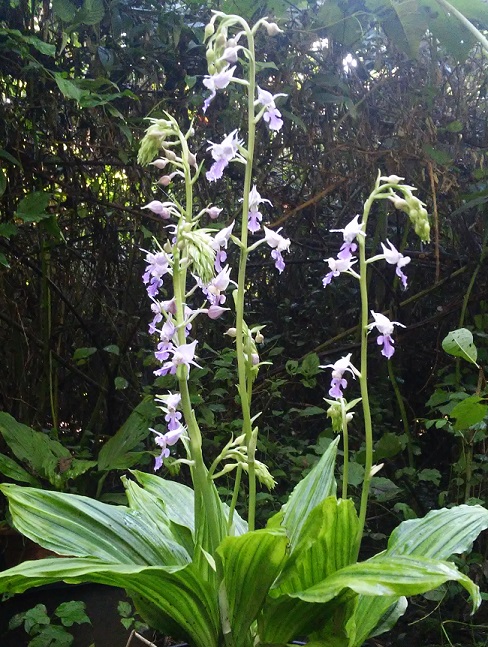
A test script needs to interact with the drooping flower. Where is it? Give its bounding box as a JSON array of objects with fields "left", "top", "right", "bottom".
[
  {"left": 256, "top": 87, "right": 287, "bottom": 131},
  {"left": 330, "top": 214, "right": 365, "bottom": 261},
  {"left": 322, "top": 256, "right": 357, "bottom": 287},
  {"left": 367, "top": 311, "right": 406, "bottom": 359},
  {"left": 202, "top": 65, "right": 237, "bottom": 112},
  {"left": 155, "top": 339, "right": 201, "bottom": 377},
  {"left": 205, "top": 265, "right": 233, "bottom": 305},
  {"left": 211, "top": 221, "right": 234, "bottom": 272},
  {"left": 263, "top": 226, "right": 290, "bottom": 273},
  {"left": 321, "top": 353, "right": 360, "bottom": 399},
  {"left": 247, "top": 186, "right": 272, "bottom": 233},
  {"left": 142, "top": 250, "right": 171, "bottom": 297},
  {"left": 206, "top": 130, "right": 243, "bottom": 182},
  {"left": 206, "top": 206, "right": 223, "bottom": 220},
  {"left": 380, "top": 240, "right": 411, "bottom": 289},
  {"left": 151, "top": 425, "right": 185, "bottom": 470},
  {"left": 156, "top": 392, "right": 183, "bottom": 431},
  {"left": 141, "top": 200, "right": 174, "bottom": 220}
]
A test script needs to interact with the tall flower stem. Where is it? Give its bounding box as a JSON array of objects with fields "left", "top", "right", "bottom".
[
  {"left": 355, "top": 189, "right": 376, "bottom": 553},
  {"left": 233, "top": 23, "right": 257, "bottom": 530},
  {"left": 172, "top": 132, "right": 221, "bottom": 556}
]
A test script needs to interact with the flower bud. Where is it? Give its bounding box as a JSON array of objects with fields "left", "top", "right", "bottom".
[
  {"left": 225, "top": 327, "right": 237, "bottom": 337},
  {"left": 251, "top": 352, "right": 260, "bottom": 365},
  {"left": 164, "top": 149, "right": 177, "bottom": 161},
  {"left": 262, "top": 20, "right": 283, "bottom": 36},
  {"left": 187, "top": 152, "right": 197, "bottom": 168},
  {"left": 216, "top": 33, "right": 227, "bottom": 49},
  {"left": 204, "top": 22, "right": 215, "bottom": 40},
  {"left": 149, "top": 158, "right": 169, "bottom": 170},
  {"left": 255, "top": 331, "right": 264, "bottom": 344},
  {"left": 206, "top": 48, "right": 216, "bottom": 64},
  {"left": 158, "top": 175, "right": 172, "bottom": 187}
]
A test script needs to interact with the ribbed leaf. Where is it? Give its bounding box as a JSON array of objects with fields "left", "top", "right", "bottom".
[
  {"left": 133, "top": 470, "right": 248, "bottom": 536},
  {"left": 1, "top": 484, "right": 188, "bottom": 566},
  {"left": 386, "top": 504, "right": 488, "bottom": 558},
  {"left": 217, "top": 529, "right": 288, "bottom": 647},
  {"left": 282, "top": 437, "right": 339, "bottom": 548},
  {"left": 0, "top": 452, "right": 41, "bottom": 486},
  {"left": 293, "top": 556, "right": 480, "bottom": 612},
  {"left": 0, "top": 558, "right": 219, "bottom": 647},
  {"left": 122, "top": 477, "right": 193, "bottom": 559},
  {"left": 351, "top": 504, "right": 488, "bottom": 646},
  {"left": 272, "top": 497, "right": 358, "bottom": 597}
]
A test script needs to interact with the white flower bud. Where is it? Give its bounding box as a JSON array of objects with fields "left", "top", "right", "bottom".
[
  {"left": 262, "top": 20, "right": 283, "bottom": 36},
  {"left": 255, "top": 331, "right": 264, "bottom": 344},
  {"left": 225, "top": 327, "right": 237, "bottom": 337}
]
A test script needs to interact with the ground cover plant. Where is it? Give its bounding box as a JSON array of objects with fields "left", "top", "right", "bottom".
[{"left": 0, "top": 9, "right": 487, "bottom": 647}]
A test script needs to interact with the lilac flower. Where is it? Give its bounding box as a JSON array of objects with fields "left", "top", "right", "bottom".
[
  {"left": 247, "top": 186, "right": 272, "bottom": 233},
  {"left": 156, "top": 392, "right": 182, "bottom": 431},
  {"left": 367, "top": 311, "right": 406, "bottom": 359},
  {"left": 256, "top": 87, "right": 287, "bottom": 131},
  {"left": 142, "top": 250, "right": 171, "bottom": 297},
  {"left": 141, "top": 200, "right": 173, "bottom": 220},
  {"left": 206, "top": 130, "right": 243, "bottom": 182},
  {"left": 263, "top": 226, "right": 290, "bottom": 273},
  {"left": 380, "top": 240, "right": 411, "bottom": 289},
  {"left": 321, "top": 353, "right": 360, "bottom": 399},
  {"left": 155, "top": 340, "right": 201, "bottom": 377},
  {"left": 206, "top": 305, "right": 230, "bottom": 319},
  {"left": 322, "top": 256, "right": 357, "bottom": 287},
  {"left": 330, "top": 214, "right": 365, "bottom": 261},
  {"left": 206, "top": 206, "right": 223, "bottom": 220},
  {"left": 151, "top": 425, "right": 185, "bottom": 470},
  {"left": 211, "top": 221, "right": 234, "bottom": 272},
  {"left": 203, "top": 65, "right": 237, "bottom": 112},
  {"left": 206, "top": 266, "right": 233, "bottom": 305}
]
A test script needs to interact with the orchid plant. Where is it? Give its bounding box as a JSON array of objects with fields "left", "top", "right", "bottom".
[{"left": 0, "top": 12, "right": 487, "bottom": 647}]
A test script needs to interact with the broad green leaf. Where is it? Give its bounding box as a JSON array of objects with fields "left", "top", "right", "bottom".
[
  {"left": 0, "top": 558, "right": 219, "bottom": 647},
  {"left": 0, "top": 223, "right": 19, "bottom": 239},
  {"left": 0, "top": 453, "right": 41, "bottom": 486},
  {"left": 450, "top": 395, "right": 487, "bottom": 430},
  {"left": 54, "top": 75, "right": 85, "bottom": 103},
  {"left": 386, "top": 504, "right": 488, "bottom": 559},
  {"left": 0, "top": 148, "right": 22, "bottom": 168},
  {"left": 72, "top": 346, "right": 97, "bottom": 361},
  {"left": 103, "top": 344, "right": 119, "bottom": 355},
  {"left": 52, "top": 0, "right": 77, "bottom": 22},
  {"left": 423, "top": 144, "right": 453, "bottom": 166},
  {"left": 114, "top": 376, "right": 129, "bottom": 390},
  {"left": 15, "top": 191, "right": 52, "bottom": 223},
  {"left": 122, "top": 477, "right": 193, "bottom": 559},
  {"left": 442, "top": 328, "right": 478, "bottom": 366},
  {"left": 352, "top": 504, "right": 488, "bottom": 645},
  {"left": 217, "top": 529, "right": 288, "bottom": 647},
  {"left": 133, "top": 470, "right": 248, "bottom": 537},
  {"left": 272, "top": 497, "right": 359, "bottom": 597},
  {"left": 293, "top": 556, "right": 480, "bottom": 612},
  {"left": 1, "top": 484, "right": 188, "bottom": 566},
  {"left": 97, "top": 399, "right": 158, "bottom": 471},
  {"left": 282, "top": 436, "right": 339, "bottom": 548},
  {"left": 77, "top": 0, "right": 105, "bottom": 25}
]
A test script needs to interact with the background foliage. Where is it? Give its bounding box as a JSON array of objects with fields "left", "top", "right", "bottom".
[{"left": 1, "top": 0, "right": 488, "bottom": 643}]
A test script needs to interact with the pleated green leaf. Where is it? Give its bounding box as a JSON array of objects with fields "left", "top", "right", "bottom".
[
  {"left": 293, "top": 555, "right": 480, "bottom": 612},
  {"left": 272, "top": 497, "right": 358, "bottom": 597},
  {"left": 281, "top": 437, "right": 339, "bottom": 548},
  {"left": 132, "top": 469, "right": 248, "bottom": 536},
  {"left": 385, "top": 504, "right": 488, "bottom": 558},
  {"left": 0, "top": 483, "right": 189, "bottom": 566},
  {"left": 0, "top": 557, "right": 219, "bottom": 647},
  {"left": 217, "top": 529, "right": 288, "bottom": 647},
  {"left": 351, "top": 504, "right": 488, "bottom": 646}
]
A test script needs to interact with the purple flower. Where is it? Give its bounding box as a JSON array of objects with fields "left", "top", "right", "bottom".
[
  {"left": 380, "top": 240, "right": 411, "bottom": 289},
  {"left": 247, "top": 186, "right": 272, "bottom": 233},
  {"left": 206, "top": 304, "right": 230, "bottom": 319},
  {"left": 322, "top": 256, "right": 357, "bottom": 287},
  {"left": 142, "top": 250, "right": 171, "bottom": 297},
  {"left": 203, "top": 65, "right": 237, "bottom": 113},
  {"left": 156, "top": 340, "right": 201, "bottom": 377},
  {"left": 206, "top": 206, "right": 223, "bottom": 220},
  {"left": 206, "top": 130, "right": 243, "bottom": 182},
  {"left": 141, "top": 200, "right": 173, "bottom": 220},
  {"left": 151, "top": 425, "right": 185, "bottom": 470},
  {"left": 367, "top": 311, "right": 406, "bottom": 359},
  {"left": 330, "top": 215, "right": 365, "bottom": 261},
  {"left": 263, "top": 226, "right": 290, "bottom": 273},
  {"left": 205, "top": 266, "right": 233, "bottom": 305},
  {"left": 321, "top": 353, "right": 360, "bottom": 399},
  {"left": 256, "top": 87, "right": 287, "bottom": 132},
  {"left": 156, "top": 392, "right": 182, "bottom": 431},
  {"left": 211, "top": 221, "right": 234, "bottom": 272}
]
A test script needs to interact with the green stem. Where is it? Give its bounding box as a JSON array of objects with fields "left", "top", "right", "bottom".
[
  {"left": 341, "top": 400, "right": 349, "bottom": 500},
  {"left": 435, "top": 0, "right": 488, "bottom": 54},
  {"left": 234, "top": 26, "right": 257, "bottom": 531},
  {"left": 227, "top": 464, "right": 243, "bottom": 533},
  {"left": 387, "top": 359, "right": 415, "bottom": 469},
  {"left": 356, "top": 190, "right": 376, "bottom": 553}
]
